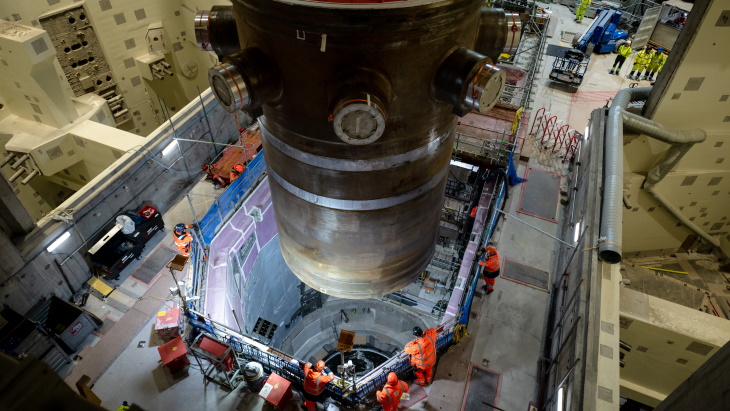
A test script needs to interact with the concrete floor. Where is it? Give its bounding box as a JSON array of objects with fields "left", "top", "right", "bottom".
[{"left": 71, "top": 3, "right": 656, "bottom": 410}]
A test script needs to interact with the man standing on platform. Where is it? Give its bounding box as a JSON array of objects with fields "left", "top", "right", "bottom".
[
  {"left": 575, "top": 0, "right": 591, "bottom": 23},
  {"left": 610, "top": 40, "right": 632, "bottom": 76},
  {"left": 302, "top": 360, "right": 334, "bottom": 411},
  {"left": 377, "top": 372, "right": 409, "bottom": 411},
  {"left": 172, "top": 223, "right": 196, "bottom": 257},
  {"left": 404, "top": 326, "right": 437, "bottom": 386},
  {"left": 477, "top": 244, "right": 501, "bottom": 295}
]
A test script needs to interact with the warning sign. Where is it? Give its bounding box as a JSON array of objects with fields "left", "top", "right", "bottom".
[{"left": 69, "top": 321, "right": 83, "bottom": 336}]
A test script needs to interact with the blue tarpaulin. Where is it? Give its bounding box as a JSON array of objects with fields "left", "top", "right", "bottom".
[
  {"left": 507, "top": 152, "right": 527, "bottom": 186},
  {"left": 199, "top": 154, "right": 267, "bottom": 244}
]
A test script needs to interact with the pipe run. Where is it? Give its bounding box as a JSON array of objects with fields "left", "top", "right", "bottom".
[{"left": 600, "top": 87, "right": 714, "bottom": 263}]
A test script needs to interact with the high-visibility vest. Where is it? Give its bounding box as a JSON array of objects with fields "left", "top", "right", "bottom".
[
  {"left": 173, "top": 230, "right": 192, "bottom": 248},
  {"left": 617, "top": 44, "right": 632, "bottom": 58},
  {"left": 649, "top": 53, "right": 667, "bottom": 70},
  {"left": 405, "top": 328, "right": 437, "bottom": 369},
  {"left": 635, "top": 51, "right": 651, "bottom": 66},
  {"left": 479, "top": 247, "right": 500, "bottom": 273},
  {"left": 303, "top": 366, "right": 332, "bottom": 395},
  {"left": 377, "top": 381, "right": 408, "bottom": 406},
  {"left": 480, "top": 254, "right": 500, "bottom": 273}
]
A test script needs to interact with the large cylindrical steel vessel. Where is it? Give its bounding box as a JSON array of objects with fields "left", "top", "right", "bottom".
[{"left": 205, "top": 0, "right": 506, "bottom": 298}]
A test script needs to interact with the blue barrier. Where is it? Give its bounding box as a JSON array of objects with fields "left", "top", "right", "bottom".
[
  {"left": 198, "top": 154, "right": 267, "bottom": 244},
  {"left": 458, "top": 175, "right": 506, "bottom": 326}
]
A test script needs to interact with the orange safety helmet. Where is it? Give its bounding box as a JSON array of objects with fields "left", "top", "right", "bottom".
[
  {"left": 314, "top": 360, "right": 326, "bottom": 372},
  {"left": 387, "top": 372, "right": 398, "bottom": 386},
  {"left": 233, "top": 164, "right": 245, "bottom": 173},
  {"left": 486, "top": 246, "right": 497, "bottom": 256}
]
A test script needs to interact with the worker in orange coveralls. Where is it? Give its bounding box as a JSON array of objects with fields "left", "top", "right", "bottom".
[
  {"left": 404, "top": 326, "right": 437, "bottom": 386},
  {"left": 172, "top": 223, "right": 196, "bottom": 256},
  {"left": 229, "top": 163, "right": 245, "bottom": 183},
  {"left": 302, "top": 360, "right": 334, "bottom": 411},
  {"left": 377, "top": 372, "right": 409, "bottom": 411},
  {"left": 477, "top": 244, "right": 500, "bottom": 295}
]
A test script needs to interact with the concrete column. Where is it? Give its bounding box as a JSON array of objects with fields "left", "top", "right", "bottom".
[
  {"left": 0, "top": 174, "right": 35, "bottom": 235},
  {"left": 595, "top": 263, "right": 622, "bottom": 409},
  {"left": 0, "top": 229, "right": 24, "bottom": 282}
]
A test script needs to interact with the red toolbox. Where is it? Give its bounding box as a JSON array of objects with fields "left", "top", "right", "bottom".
[
  {"left": 155, "top": 308, "right": 182, "bottom": 342},
  {"left": 158, "top": 336, "right": 189, "bottom": 373},
  {"left": 258, "top": 372, "right": 292, "bottom": 407},
  {"left": 138, "top": 205, "right": 158, "bottom": 220}
]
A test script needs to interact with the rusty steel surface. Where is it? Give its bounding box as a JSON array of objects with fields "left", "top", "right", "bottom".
[{"left": 217, "top": 0, "right": 502, "bottom": 298}]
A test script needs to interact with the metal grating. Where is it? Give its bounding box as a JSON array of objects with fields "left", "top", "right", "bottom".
[
  {"left": 637, "top": 346, "right": 648, "bottom": 352},
  {"left": 708, "top": 177, "right": 723, "bottom": 186},
  {"left": 517, "top": 167, "right": 560, "bottom": 222},
  {"left": 676, "top": 358, "right": 688, "bottom": 365},
  {"left": 619, "top": 317, "right": 633, "bottom": 329},
  {"left": 131, "top": 247, "right": 177, "bottom": 284},
  {"left": 462, "top": 365, "right": 500, "bottom": 410},
  {"left": 503, "top": 259, "right": 549, "bottom": 291}
]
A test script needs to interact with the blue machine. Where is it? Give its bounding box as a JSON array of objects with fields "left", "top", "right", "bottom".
[{"left": 574, "top": 9, "right": 628, "bottom": 54}]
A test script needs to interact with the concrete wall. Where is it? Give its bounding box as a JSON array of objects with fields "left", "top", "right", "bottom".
[
  {"left": 539, "top": 109, "right": 610, "bottom": 410},
  {"left": 6, "top": 0, "right": 220, "bottom": 136},
  {"left": 624, "top": 0, "right": 730, "bottom": 253},
  {"left": 204, "top": 177, "right": 279, "bottom": 329},
  {"left": 0, "top": 88, "right": 240, "bottom": 314},
  {"left": 619, "top": 287, "right": 730, "bottom": 406},
  {"left": 653, "top": 340, "right": 730, "bottom": 411}
]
